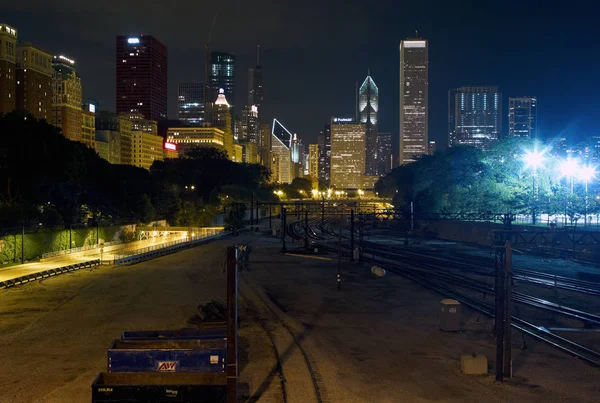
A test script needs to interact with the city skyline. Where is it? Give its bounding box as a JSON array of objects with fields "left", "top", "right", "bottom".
[{"left": 3, "top": 3, "right": 599, "bottom": 150}]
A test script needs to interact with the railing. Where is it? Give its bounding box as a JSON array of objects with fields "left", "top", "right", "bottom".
[
  {"left": 114, "top": 229, "right": 227, "bottom": 265},
  {"left": 0, "top": 260, "right": 101, "bottom": 289},
  {"left": 41, "top": 239, "right": 123, "bottom": 259}
]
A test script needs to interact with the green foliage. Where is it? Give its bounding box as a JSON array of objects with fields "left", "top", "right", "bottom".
[
  {"left": 0, "top": 114, "right": 270, "bottom": 231},
  {"left": 378, "top": 137, "right": 596, "bottom": 217}
]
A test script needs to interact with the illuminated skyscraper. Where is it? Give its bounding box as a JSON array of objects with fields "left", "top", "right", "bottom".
[
  {"left": 449, "top": 86, "right": 502, "bottom": 150},
  {"left": 358, "top": 72, "right": 379, "bottom": 175},
  {"left": 508, "top": 96, "right": 537, "bottom": 138},
  {"left": 241, "top": 105, "right": 259, "bottom": 144},
  {"left": 211, "top": 89, "right": 234, "bottom": 159},
  {"left": 248, "top": 46, "right": 263, "bottom": 120},
  {"left": 0, "top": 24, "right": 17, "bottom": 115},
  {"left": 271, "top": 119, "right": 293, "bottom": 184},
  {"left": 177, "top": 82, "right": 204, "bottom": 125},
  {"left": 206, "top": 52, "right": 235, "bottom": 121},
  {"left": 330, "top": 118, "right": 366, "bottom": 189},
  {"left": 399, "top": 38, "right": 428, "bottom": 165},
  {"left": 116, "top": 35, "right": 168, "bottom": 122},
  {"left": 309, "top": 144, "right": 319, "bottom": 186},
  {"left": 318, "top": 123, "right": 331, "bottom": 185},
  {"left": 16, "top": 42, "right": 52, "bottom": 120},
  {"left": 51, "top": 55, "right": 82, "bottom": 143},
  {"left": 376, "top": 132, "right": 392, "bottom": 175}
]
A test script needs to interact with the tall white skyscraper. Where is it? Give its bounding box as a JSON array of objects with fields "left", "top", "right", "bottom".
[
  {"left": 399, "top": 38, "right": 428, "bottom": 165},
  {"left": 358, "top": 72, "right": 379, "bottom": 175}
]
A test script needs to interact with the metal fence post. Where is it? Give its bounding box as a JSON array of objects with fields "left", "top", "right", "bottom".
[
  {"left": 350, "top": 209, "right": 355, "bottom": 262},
  {"left": 226, "top": 246, "right": 238, "bottom": 403}
]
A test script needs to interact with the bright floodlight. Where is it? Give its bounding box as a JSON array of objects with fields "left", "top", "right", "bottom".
[
  {"left": 523, "top": 149, "right": 545, "bottom": 170},
  {"left": 559, "top": 159, "right": 579, "bottom": 177},
  {"left": 578, "top": 166, "right": 596, "bottom": 182}
]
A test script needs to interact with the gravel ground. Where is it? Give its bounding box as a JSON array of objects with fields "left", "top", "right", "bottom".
[
  {"left": 0, "top": 234, "right": 263, "bottom": 402},
  {"left": 244, "top": 233, "right": 600, "bottom": 403}
]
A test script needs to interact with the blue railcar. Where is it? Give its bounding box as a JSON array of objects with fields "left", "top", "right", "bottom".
[{"left": 107, "top": 339, "right": 226, "bottom": 373}]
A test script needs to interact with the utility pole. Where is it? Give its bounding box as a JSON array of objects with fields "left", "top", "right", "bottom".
[
  {"left": 350, "top": 209, "right": 355, "bottom": 262},
  {"left": 358, "top": 212, "right": 364, "bottom": 262},
  {"left": 269, "top": 204, "right": 272, "bottom": 229},
  {"left": 250, "top": 192, "right": 255, "bottom": 226},
  {"left": 321, "top": 196, "right": 325, "bottom": 233},
  {"left": 494, "top": 239, "right": 505, "bottom": 382},
  {"left": 337, "top": 213, "right": 343, "bottom": 290},
  {"left": 281, "top": 208, "right": 287, "bottom": 253},
  {"left": 504, "top": 239, "right": 513, "bottom": 378},
  {"left": 304, "top": 208, "right": 309, "bottom": 252},
  {"left": 226, "top": 246, "right": 238, "bottom": 403},
  {"left": 21, "top": 221, "right": 25, "bottom": 264},
  {"left": 69, "top": 224, "right": 72, "bottom": 251}
]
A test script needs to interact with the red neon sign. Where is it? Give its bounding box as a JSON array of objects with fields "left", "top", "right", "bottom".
[{"left": 164, "top": 143, "right": 177, "bottom": 151}]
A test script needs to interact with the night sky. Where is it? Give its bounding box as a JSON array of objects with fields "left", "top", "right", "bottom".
[{"left": 4, "top": 1, "right": 600, "bottom": 150}]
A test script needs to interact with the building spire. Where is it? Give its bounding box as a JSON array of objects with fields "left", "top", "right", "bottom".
[
  {"left": 415, "top": 29, "right": 419, "bottom": 38},
  {"left": 368, "top": 68, "right": 370, "bottom": 76}
]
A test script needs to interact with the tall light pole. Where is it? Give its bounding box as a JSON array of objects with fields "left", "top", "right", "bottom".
[
  {"left": 560, "top": 158, "right": 579, "bottom": 225},
  {"left": 578, "top": 166, "right": 595, "bottom": 226},
  {"left": 523, "top": 148, "right": 545, "bottom": 225}
]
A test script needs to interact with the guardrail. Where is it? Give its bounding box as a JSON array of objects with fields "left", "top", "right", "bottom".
[
  {"left": 0, "top": 259, "right": 101, "bottom": 290},
  {"left": 114, "top": 231, "right": 228, "bottom": 265},
  {"left": 42, "top": 240, "right": 123, "bottom": 259}
]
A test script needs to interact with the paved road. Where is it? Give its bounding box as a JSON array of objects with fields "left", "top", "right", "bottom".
[
  {"left": 0, "top": 234, "right": 251, "bottom": 402},
  {"left": 0, "top": 233, "right": 190, "bottom": 283}
]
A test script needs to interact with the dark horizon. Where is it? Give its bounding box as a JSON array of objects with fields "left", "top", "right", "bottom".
[{"left": 4, "top": 1, "right": 599, "bottom": 150}]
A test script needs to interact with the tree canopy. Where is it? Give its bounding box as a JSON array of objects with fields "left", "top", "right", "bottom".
[
  {"left": 377, "top": 137, "right": 599, "bottom": 219},
  {"left": 0, "top": 112, "right": 275, "bottom": 228}
]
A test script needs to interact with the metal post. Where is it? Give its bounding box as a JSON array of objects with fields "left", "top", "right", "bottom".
[
  {"left": 226, "top": 246, "right": 238, "bottom": 403},
  {"left": 281, "top": 208, "right": 287, "bottom": 253},
  {"left": 410, "top": 201, "right": 414, "bottom": 232},
  {"left": 504, "top": 239, "right": 512, "bottom": 378},
  {"left": 96, "top": 220, "right": 100, "bottom": 245},
  {"left": 532, "top": 172, "right": 537, "bottom": 225},
  {"left": 494, "top": 241, "right": 506, "bottom": 382},
  {"left": 358, "top": 212, "right": 364, "bottom": 262},
  {"left": 21, "top": 221, "right": 25, "bottom": 264},
  {"left": 337, "top": 213, "right": 343, "bottom": 290},
  {"left": 250, "top": 192, "right": 254, "bottom": 226},
  {"left": 350, "top": 209, "right": 355, "bottom": 262},
  {"left": 69, "top": 224, "right": 72, "bottom": 250},
  {"left": 321, "top": 197, "right": 325, "bottom": 233},
  {"left": 304, "top": 209, "right": 309, "bottom": 251},
  {"left": 269, "top": 204, "right": 272, "bottom": 229}
]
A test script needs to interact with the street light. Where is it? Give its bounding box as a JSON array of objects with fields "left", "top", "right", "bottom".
[
  {"left": 559, "top": 158, "right": 579, "bottom": 194},
  {"left": 523, "top": 148, "right": 546, "bottom": 225},
  {"left": 578, "top": 165, "right": 596, "bottom": 226}
]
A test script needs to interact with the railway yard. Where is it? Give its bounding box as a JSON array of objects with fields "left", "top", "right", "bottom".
[{"left": 0, "top": 216, "right": 599, "bottom": 402}]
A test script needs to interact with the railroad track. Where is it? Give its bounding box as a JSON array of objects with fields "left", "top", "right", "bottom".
[
  {"left": 238, "top": 260, "right": 327, "bottom": 403},
  {"left": 289, "top": 218, "right": 600, "bottom": 369}
]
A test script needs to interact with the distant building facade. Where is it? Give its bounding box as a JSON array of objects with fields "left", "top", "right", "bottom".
[
  {"left": 177, "top": 82, "right": 204, "bottom": 125},
  {"left": 16, "top": 42, "right": 52, "bottom": 120},
  {"left": 0, "top": 24, "right": 17, "bottom": 115},
  {"left": 241, "top": 105, "right": 259, "bottom": 144},
  {"left": 330, "top": 118, "right": 366, "bottom": 189},
  {"left": 318, "top": 123, "right": 331, "bottom": 185},
  {"left": 508, "top": 96, "right": 537, "bottom": 138},
  {"left": 206, "top": 52, "right": 235, "bottom": 124},
  {"left": 51, "top": 55, "right": 82, "bottom": 143},
  {"left": 359, "top": 73, "right": 379, "bottom": 175},
  {"left": 399, "top": 38, "right": 428, "bottom": 165},
  {"left": 166, "top": 126, "right": 225, "bottom": 154},
  {"left": 376, "top": 132, "right": 392, "bottom": 175},
  {"left": 116, "top": 35, "right": 168, "bottom": 122},
  {"left": 271, "top": 119, "right": 293, "bottom": 184},
  {"left": 81, "top": 107, "right": 96, "bottom": 149},
  {"left": 309, "top": 143, "right": 319, "bottom": 186},
  {"left": 449, "top": 86, "right": 502, "bottom": 150}
]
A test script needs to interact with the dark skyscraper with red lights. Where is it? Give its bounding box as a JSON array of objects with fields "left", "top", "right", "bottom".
[{"left": 116, "top": 35, "right": 167, "bottom": 122}]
